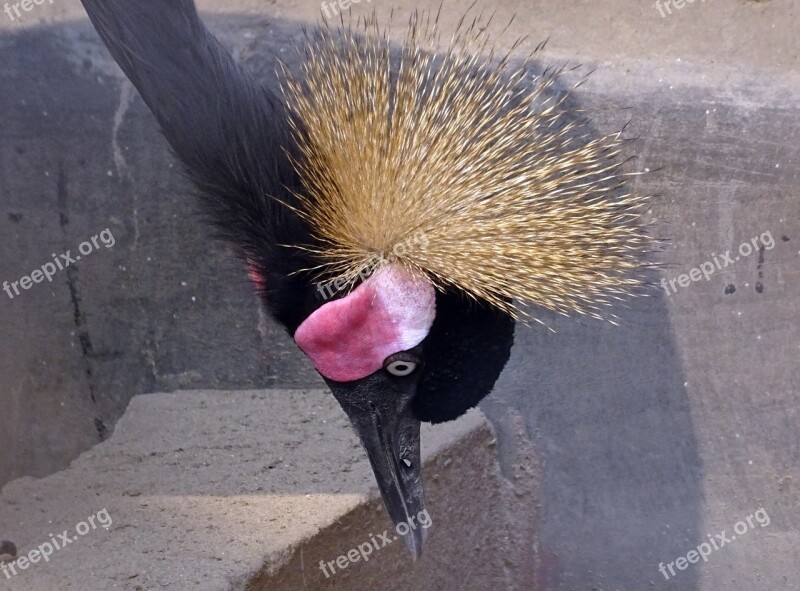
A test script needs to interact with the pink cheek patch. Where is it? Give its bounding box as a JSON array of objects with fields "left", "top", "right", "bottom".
[
  {"left": 246, "top": 258, "right": 266, "bottom": 291},
  {"left": 293, "top": 265, "right": 436, "bottom": 382}
]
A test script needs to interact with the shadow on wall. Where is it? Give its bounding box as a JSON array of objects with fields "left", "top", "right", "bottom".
[{"left": 484, "top": 279, "right": 700, "bottom": 591}]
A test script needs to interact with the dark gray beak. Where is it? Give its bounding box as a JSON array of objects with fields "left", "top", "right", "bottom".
[{"left": 325, "top": 373, "right": 427, "bottom": 559}]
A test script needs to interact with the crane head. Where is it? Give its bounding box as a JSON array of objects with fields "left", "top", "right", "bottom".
[{"left": 289, "top": 264, "right": 514, "bottom": 558}]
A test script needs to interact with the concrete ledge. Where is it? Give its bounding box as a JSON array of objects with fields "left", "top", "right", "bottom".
[{"left": 0, "top": 390, "right": 538, "bottom": 590}]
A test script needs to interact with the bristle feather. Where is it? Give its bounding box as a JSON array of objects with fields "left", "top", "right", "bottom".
[{"left": 281, "top": 11, "right": 654, "bottom": 323}]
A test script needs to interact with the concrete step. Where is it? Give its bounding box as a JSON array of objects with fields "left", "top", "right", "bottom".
[{"left": 0, "top": 389, "right": 538, "bottom": 591}]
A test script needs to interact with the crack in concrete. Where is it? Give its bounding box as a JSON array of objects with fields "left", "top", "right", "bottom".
[{"left": 56, "top": 163, "right": 102, "bottom": 430}]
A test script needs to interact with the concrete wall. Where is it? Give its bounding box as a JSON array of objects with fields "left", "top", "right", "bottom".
[{"left": 0, "top": 10, "right": 322, "bottom": 485}]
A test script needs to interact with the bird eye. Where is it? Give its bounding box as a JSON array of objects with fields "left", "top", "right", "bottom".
[{"left": 385, "top": 359, "right": 418, "bottom": 377}]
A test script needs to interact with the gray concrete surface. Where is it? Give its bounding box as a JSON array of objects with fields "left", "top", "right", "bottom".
[
  {"left": 1, "top": 0, "right": 799, "bottom": 589},
  {"left": 0, "top": 390, "right": 537, "bottom": 591},
  {"left": 0, "top": 5, "right": 324, "bottom": 486}
]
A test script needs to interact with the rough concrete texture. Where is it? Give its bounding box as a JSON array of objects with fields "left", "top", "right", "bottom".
[
  {"left": 1, "top": 0, "right": 799, "bottom": 589},
  {"left": 0, "top": 390, "right": 537, "bottom": 590}
]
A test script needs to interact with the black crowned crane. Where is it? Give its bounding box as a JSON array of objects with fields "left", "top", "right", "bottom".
[{"left": 80, "top": 0, "right": 651, "bottom": 558}]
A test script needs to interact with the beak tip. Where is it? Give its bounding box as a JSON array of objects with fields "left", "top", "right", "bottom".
[{"left": 402, "top": 523, "right": 427, "bottom": 561}]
